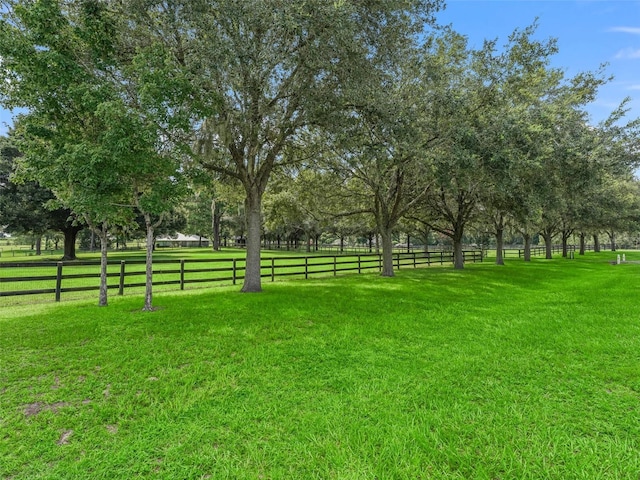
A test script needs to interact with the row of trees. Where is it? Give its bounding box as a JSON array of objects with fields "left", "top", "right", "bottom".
[{"left": 0, "top": 1, "right": 638, "bottom": 309}]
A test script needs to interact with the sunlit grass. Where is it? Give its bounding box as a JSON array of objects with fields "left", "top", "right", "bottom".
[{"left": 2, "top": 252, "right": 639, "bottom": 478}]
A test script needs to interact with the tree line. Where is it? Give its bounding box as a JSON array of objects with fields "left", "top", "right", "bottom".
[{"left": 0, "top": 0, "right": 638, "bottom": 310}]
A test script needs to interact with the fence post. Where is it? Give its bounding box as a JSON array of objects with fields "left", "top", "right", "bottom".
[
  {"left": 55, "top": 262, "right": 63, "bottom": 302},
  {"left": 305, "top": 256, "right": 309, "bottom": 279},
  {"left": 232, "top": 258, "right": 237, "bottom": 285},
  {"left": 358, "top": 255, "right": 361, "bottom": 274},
  {"left": 413, "top": 252, "right": 416, "bottom": 268},
  {"left": 180, "top": 259, "right": 185, "bottom": 290},
  {"left": 333, "top": 256, "right": 337, "bottom": 276},
  {"left": 440, "top": 251, "right": 444, "bottom": 265},
  {"left": 271, "top": 257, "right": 275, "bottom": 282},
  {"left": 119, "top": 261, "right": 125, "bottom": 296},
  {"left": 396, "top": 252, "right": 400, "bottom": 270}
]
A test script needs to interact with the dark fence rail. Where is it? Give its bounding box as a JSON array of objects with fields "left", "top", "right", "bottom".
[
  {"left": 1, "top": 250, "right": 483, "bottom": 303},
  {"left": 0, "top": 248, "right": 58, "bottom": 258},
  {"left": 485, "top": 244, "right": 614, "bottom": 259},
  {"left": 268, "top": 243, "right": 616, "bottom": 257},
  {"left": 518, "top": 245, "right": 566, "bottom": 258},
  {"left": 263, "top": 244, "right": 453, "bottom": 254}
]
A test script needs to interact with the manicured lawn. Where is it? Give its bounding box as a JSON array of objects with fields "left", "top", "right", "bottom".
[{"left": 1, "top": 253, "right": 639, "bottom": 478}]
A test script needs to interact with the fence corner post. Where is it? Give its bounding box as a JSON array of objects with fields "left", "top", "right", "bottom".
[
  {"left": 118, "top": 260, "right": 126, "bottom": 296},
  {"left": 271, "top": 257, "right": 275, "bottom": 282},
  {"left": 55, "top": 262, "right": 63, "bottom": 302},
  {"left": 232, "top": 258, "right": 237, "bottom": 285}
]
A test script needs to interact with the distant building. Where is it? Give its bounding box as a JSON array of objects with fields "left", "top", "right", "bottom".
[{"left": 155, "top": 234, "right": 210, "bottom": 248}]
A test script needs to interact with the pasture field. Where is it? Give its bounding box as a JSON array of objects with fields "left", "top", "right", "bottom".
[{"left": 1, "top": 252, "right": 639, "bottom": 479}]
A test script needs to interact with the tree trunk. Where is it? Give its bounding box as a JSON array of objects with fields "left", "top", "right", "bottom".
[
  {"left": 242, "top": 193, "right": 263, "bottom": 293},
  {"left": 495, "top": 227, "right": 504, "bottom": 266},
  {"left": 306, "top": 231, "right": 311, "bottom": 253},
  {"left": 542, "top": 233, "right": 553, "bottom": 259},
  {"left": 368, "top": 234, "right": 373, "bottom": 253},
  {"left": 380, "top": 229, "right": 394, "bottom": 277},
  {"left": 340, "top": 236, "right": 344, "bottom": 253},
  {"left": 98, "top": 222, "right": 108, "bottom": 307},
  {"left": 418, "top": 225, "right": 431, "bottom": 254},
  {"left": 453, "top": 232, "right": 464, "bottom": 270},
  {"left": 61, "top": 226, "right": 80, "bottom": 261},
  {"left": 523, "top": 233, "right": 531, "bottom": 262},
  {"left": 608, "top": 231, "right": 616, "bottom": 252},
  {"left": 143, "top": 214, "right": 155, "bottom": 311},
  {"left": 212, "top": 203, "right": 222, "bottom": 251},
  {"left": 35, "top": 236, "right": 42, "bottom": 256},
  {"left": 594, "top": 234, "right": 601, "bottom": 252},
  {"left": 579, "top": 232, "right": 586, "bottom": 255},
  {"left": 561, "top": 234, "right": 568, "bottom": 258}
]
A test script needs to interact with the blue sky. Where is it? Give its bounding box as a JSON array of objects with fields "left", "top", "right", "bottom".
[
  {"left": 437, "top": 0, "right": 640, "bottom": 124},
  {"left": 0, "top": 1, "right": 638, "bottom": 134}
]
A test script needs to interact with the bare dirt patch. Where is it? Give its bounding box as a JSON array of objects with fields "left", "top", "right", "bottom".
[
  {"left": 23, "top": 401, "right": 76, "bottom": 417},
  {"left": 57, "top": 430, "right": 73, "bottom": 445},
  {"left": 23, "top": 402, "right": 43, "bottom": 417}
]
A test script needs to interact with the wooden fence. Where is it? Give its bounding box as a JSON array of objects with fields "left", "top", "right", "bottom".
[
  {"left": 1, "top": 250, "right": 483, "bottom": 303},
  {"left": 515, "top": 245, "right": 566, "bottom": 258},
  {"left": 495, "top": 244, "right": 612, "bottom": 259}
]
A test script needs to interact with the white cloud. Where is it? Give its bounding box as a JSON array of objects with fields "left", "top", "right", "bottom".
[
  {"left": 610, "top": 27, "right": 640, "bottom": 35},
  {"left": 614, "top": 48, "right": 640, "bottom": 59},
  {"left": 629, "top": 85, "right": 640, "bottom": 91}
]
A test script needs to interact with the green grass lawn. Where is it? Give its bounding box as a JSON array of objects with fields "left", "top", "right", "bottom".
[{"left": 2, "top": 253, "right": 640, "bottom": 479}]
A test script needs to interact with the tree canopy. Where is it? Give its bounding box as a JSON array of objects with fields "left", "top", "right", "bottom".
[{"left": 1, "top": 0, "right": 639, "bottom": 299}]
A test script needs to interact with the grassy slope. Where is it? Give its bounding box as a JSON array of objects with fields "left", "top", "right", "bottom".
[{"left": 1, "top": 253, "right": 640, "bottom": 479}]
